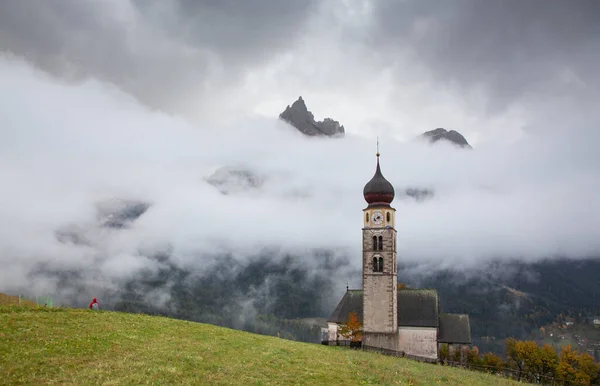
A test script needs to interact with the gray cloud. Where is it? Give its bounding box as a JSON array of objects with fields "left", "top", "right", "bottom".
[
  {"left": 0, "top": 0, "right": 317, "bottom": 120},
  {"left": 133, "top": 0, "right": 318, "bottom": 59},
  {"left": 366, "top": 0, "right": 600, "bottom": 114},
  {"left": 1, "top": 1, "right": 600, "bottom": 310},
  {"left": 2, "top": 0, "right": 599, "bottom": 138},
  {"left": 0, "top": 56, "right": 599, "bottom": 303}
]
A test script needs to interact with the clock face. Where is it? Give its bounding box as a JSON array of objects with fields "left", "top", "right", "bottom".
[{"left": 371, "top": 211, "right": 384, "bottom": 225}]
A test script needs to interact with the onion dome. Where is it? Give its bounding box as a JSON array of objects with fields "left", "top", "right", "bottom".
[{"left": 363, "top": 153, "right": 395, "bottom": 207}]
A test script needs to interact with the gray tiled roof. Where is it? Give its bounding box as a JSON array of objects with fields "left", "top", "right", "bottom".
[
  {"left": 327, "top": 289, "right": 363, "bottom": 324},
  {"left": 327, "top": 288, "right": 440, "bottom": 328},
  {"left": 438, "top": 313, "right": 472, "bottom": 344},
  {"left": 397, "top": 289, "right": 439, "bottom": 327}
]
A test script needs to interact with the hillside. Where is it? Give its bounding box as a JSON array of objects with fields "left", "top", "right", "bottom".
[
  {"left": 412, "top": 258, "right": 600, "bottom": 354},
  {"left": 0, "top": 293, "right": 36, "bottom": 307},
  {"left": 0, "top": 307, "right": 514, "bottom": 385}
]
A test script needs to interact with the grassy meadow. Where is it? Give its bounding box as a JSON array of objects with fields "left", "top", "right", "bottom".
[{"left": 0, "top": 306, "right": 516, "bottom": 385}]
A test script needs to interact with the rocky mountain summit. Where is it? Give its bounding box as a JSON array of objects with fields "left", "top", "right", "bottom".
[
  {"left": 206, "top": 102, "right": 474, "bottom": 201},
  {"left": 279, "top": 96, "right": 345, "bottom": 137},
  {"left": 420, "top": 128, "right": 472, "bottom": 148}
]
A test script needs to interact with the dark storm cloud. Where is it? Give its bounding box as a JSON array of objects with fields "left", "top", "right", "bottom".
[
  {"left": 2, "top": 0, "right": 598, "bottom": 127},
  {"left": 367, "top": 0, "right": 600, "bottom": 113},
  {"left": 0, "top": 0, "right": 317, "bottom": 115},
  {"left": 133, "top": 0, "right": 317, "bottom": 59}
]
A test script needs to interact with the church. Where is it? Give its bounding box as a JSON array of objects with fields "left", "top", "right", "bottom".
[{"left": 324, "top": 150, "right": 471, "bottom": 361}]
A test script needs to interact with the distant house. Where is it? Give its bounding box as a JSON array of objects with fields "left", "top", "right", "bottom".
[{"left": 593, "top": 318, "right": 600, "bottom": 326}]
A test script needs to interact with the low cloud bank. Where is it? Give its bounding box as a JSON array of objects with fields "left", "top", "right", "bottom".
[{"left": 0, "top": 57, "right": 599, "bottom": 309}]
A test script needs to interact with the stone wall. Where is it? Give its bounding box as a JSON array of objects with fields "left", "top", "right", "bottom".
[
  {"left": 363, "top": 332, "right": 398, "bottom": 351},
  {"left": 398, "top": 327, "right": 438, "bottom": 360},
  {"left": 362, "top": 227, "right": 397, "bottom": 334},
  {"left": 327, "top": 322, "right": 338, "bottom": 341},
  {"left": 363, "top": 275, "right": 397, "bottom": 333}
]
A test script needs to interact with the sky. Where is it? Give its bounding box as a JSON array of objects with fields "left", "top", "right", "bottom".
[{"left": 1, "top": 0, "right": 599, "bottom": 304}]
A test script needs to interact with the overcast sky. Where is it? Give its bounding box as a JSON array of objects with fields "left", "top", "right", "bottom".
[
  {"left": 2, "top": 0, "right": 599, "bottom": 143},
  {"left": 1, "top": 0, "right": 599, "bottom": 300}
]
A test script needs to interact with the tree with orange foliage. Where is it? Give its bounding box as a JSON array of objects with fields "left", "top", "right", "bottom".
[
  {"left": 505, "top": 338, "right": 529, "bottom": 381},
  {"left": 465, "top": 346, "right": 482, "bottom": 367},
  {"left": 526, "top": 343, "right": 558, "bottom": 383},
  {"left": 462, "top": 338, "right": 600, "bottom": 384},
  {"left": 506, "top": 338, "right": 560, "bottom": 383},
  {"left": 481, "top": 352, "right": 503, "bottom": 374},
  {"left": 593, "top": 362, "right": 600, "bottom": 385},
  {"left": 555, "top": 345, "right": 598, "bottom": 386},
  {"left": 338, "top": 312, "right": 362, "bottom": 343}
]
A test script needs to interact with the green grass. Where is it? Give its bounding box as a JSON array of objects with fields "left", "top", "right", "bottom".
[{"left": 0, "top": 307, "right": 515, "bottom": 385}]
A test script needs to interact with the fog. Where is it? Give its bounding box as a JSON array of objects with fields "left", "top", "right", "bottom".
[
  {"left": 1, "top": 1, "right": 599, "bottom": 316},
  {"left": 1, "top": 56, "right": 599, "bottom": 306}
]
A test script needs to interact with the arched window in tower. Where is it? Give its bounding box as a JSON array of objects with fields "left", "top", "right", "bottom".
[
  {"left": 386, "top": 212, "right": 391, "bottom": 223},
  {"left": 366, "top": 212, "right": 369, "bottom": 222},
  {"left": 372, "top": 257, "right": 378, "bottom": 272},
  {"left": 378, "top": 257, "right": 384, "bottom": 272},
  {"left": 378, "top": 236, "right": 383, "bottom": 250},
  {"left": 372, "top": 236, "right": 378, "bottom": 251}
]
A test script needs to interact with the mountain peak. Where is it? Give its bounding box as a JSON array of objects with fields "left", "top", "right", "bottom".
[
  {"left": 420, "top": 128, "right": 472, "bottom": 148},
  {"left": 290, "top": 96, "right": 307, "bottom": 112},
  {"left": 279, "top": 97, "right": 345, "bottom": 137}
]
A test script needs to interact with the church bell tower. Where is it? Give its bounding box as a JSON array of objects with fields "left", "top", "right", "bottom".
[{"left": 362, "top": 147, "right": 398, "bottom": 340}]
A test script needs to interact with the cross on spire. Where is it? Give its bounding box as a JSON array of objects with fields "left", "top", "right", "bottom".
[{"left": 376, "top": 136, "right": 380, "bottom": 157}]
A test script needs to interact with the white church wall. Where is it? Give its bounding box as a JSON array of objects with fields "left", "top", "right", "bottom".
[
  {"left": 327, "top": 322, "right": 338, "bottom": 341},
  {"left": 397, "top": 327, "right": 438, "bottom": 360},
  {"left": 364, "top": 332, "right": 398, "bottom": 351}
]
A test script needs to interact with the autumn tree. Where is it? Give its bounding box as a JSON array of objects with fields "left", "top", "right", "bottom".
[
  {"left": 528, "top": 343, "right": 558, "bottom": 383},
  {"left": 439, "top": 343, "right": 449, "bottom": 364},
  {"left": 338, "top": 312, "right": 362, "bottom": 343},
  {"left": 465, "top": 346, "right": 482, "bottom": 368},
  {"left": 518, "top": 341, "right": 558, "bottom": 383},
  {"left": 453, "top": 338, "right": 599, "bottom": 384},
  {"left": 505, "top": 338, "right": 548, "bottom": 381},
  {"left": 506, "top": 338, "right": 528, "bottom": 381},
  {"left": 481, "top": 352, "right": 503, "bottom": 374},
  {"left": 505, "top": 339, "right": 558, "bottom": 382},
  {"left": 592, "top": 362, "right": 600, "bottom": 385},
  {"left": 555, "top": 345, "right": 598, "bottom": 386}
]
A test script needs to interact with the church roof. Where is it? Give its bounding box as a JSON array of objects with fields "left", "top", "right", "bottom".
[
  {"left": 438, "top": 313, "right": 472, "bottom": 344},
  {"left": 397, "top": 289, "right": 439, "bottom": 327},
  {"left": 327, "top": 289, "right": 363, "bottom": 324},
  {"left": 327, "top": 289, "right": 439, "bottom": 328}
]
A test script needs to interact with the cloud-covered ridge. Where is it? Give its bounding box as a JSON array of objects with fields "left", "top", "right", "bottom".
[{"left": 1, "top": 56, "right": 599, "bottom": 304}]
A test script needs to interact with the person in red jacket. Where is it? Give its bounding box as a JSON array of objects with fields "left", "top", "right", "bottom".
[{"left": 89, "top": 298, "right": 99, "bottom": 310}]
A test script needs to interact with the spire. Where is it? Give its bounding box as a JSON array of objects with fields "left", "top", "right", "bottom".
[{"left": 363, "top": 138, "right": 395, "bottom": 206}]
